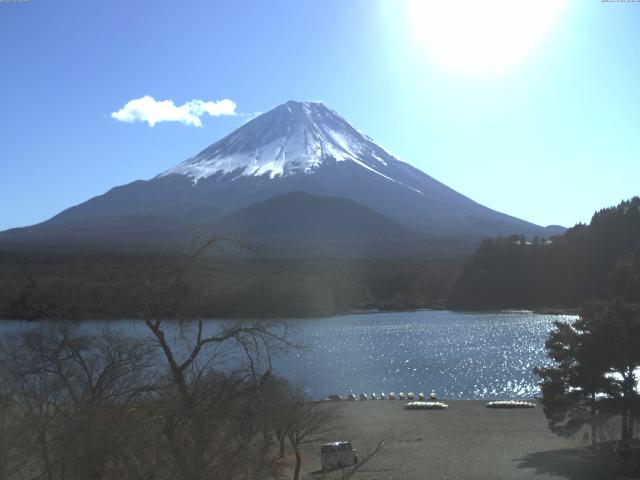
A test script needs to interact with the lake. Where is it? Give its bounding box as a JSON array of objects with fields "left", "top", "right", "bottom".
[{"left": 0, "top": 310, "right": 576, "bottom": 400}]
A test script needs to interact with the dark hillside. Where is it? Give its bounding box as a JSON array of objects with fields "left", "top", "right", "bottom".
[
  {"left": 448, "top": 197, "right": 640, "bottom": 310},
  {"left": 0, "top": 252, "right": 461, "bottom": 320}
]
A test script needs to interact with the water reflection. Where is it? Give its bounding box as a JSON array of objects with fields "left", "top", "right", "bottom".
[
  {"left": 0, "top": 310, "right": 576, "bottom": 400},
  {"left": 273, "top": 310, "right": 575, "bottom": 400}
]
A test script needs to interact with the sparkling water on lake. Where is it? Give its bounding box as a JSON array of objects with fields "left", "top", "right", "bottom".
[{"left": 0, "top": 310, "right": 576, "bottom": 400}]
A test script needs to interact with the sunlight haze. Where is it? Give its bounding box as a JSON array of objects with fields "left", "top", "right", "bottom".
[{"left": 406, "top": 0, "right": 568, "bottom": 74}]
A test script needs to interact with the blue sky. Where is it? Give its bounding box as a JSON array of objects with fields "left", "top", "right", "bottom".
[{"left": 1, "top": 0, "right": 638, "bottom": 231}]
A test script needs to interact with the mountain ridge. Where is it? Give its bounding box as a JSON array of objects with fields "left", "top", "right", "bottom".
[
  {"left": 215, "top": 190, "right": 414, "bottom": 236},
  {"left": 0, "top": 100, "right": 564, "bottom": 255}
]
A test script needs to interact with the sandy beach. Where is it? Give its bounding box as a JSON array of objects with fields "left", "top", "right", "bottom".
[{"left": 296, "top": 400, "right": 622, "bottom": 480}]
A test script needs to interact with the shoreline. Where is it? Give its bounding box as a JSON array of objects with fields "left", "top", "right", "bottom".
[
  {"left": 0, "top": 306, "right": 580, "bottom": 322},
  {"left": 313, "top": 396, "right": 540, "bottom": 403}
]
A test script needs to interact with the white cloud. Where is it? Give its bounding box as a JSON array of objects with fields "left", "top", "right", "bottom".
[{"left": 111, "top": 95, "right": 237, "bottom": 127}]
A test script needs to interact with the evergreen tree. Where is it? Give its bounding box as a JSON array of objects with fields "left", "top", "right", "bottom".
[
  {"left": 449, "top": 197, "right": 640, "bottom": 309},
  {"left": 536, "top": 251, "right": 640, "bottom": 471},
  {"left": 534, "top": 309, "right": 612, "bottom": 446}
]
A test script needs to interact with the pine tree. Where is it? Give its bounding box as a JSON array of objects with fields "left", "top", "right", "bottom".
[{"left": 536, "top": 250, "right": 640, "bottom": 469}]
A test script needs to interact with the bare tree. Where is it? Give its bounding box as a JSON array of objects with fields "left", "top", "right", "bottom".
[
  {"left": 134, "top": 236, "right": 293, "bottom": 480},
  {"left": 139, "top": 316, "right": 290, "bottom": 479},
  {"left": 267, "top": 378, "right": 296, "bottom": 459},
  {"left": 0, "top": 236, "right": 296, "bottom": 480},
  {"left": 0, "top": 383, "right": 21, "bottom": 480},
  {"left": 285, "top": 395, "right": 337, "bottom": 480},
  {"left": 0, "top": 323, "right": 156, "bottom": 480}
]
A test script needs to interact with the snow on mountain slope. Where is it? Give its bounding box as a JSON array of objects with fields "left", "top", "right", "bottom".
[
  {"left": 161, "top": 100, "right": 423, "bottom": 194},
  {"left": 0, "top": 99, "right": 564, "bottom": 255}
]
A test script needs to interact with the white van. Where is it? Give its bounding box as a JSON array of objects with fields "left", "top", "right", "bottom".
[{"left": 320, "top": 441, "right": 358, "bottom": 469}]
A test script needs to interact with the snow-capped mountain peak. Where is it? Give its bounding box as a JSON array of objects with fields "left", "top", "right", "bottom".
[
  {"left": 0, "top": 100, "right": 558, "bottom": 255},
  {"left": 161, "top": 100, "right": 413, "bottom": 189}
]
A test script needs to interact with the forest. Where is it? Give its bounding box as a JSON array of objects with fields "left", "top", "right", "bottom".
[
  {"left": 0, "top": 251, "right": 460, "bottom": 320},
  {"left": 448, "top": 197, "right": 640, "bottom": 310},
  {"left": 535, "top": 236, "right": 640, "bottom": 475},
  {"left": 2, "top": 197, "right": 639, "bottom": 320}
]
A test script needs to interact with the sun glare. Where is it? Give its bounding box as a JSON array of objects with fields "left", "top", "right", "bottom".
[{"left": 406, "top": 0, "right": 567, "bottom": 74}]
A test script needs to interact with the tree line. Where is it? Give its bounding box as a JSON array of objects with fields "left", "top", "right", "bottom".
[
  {"left": 448, "top": 197, "right": 640, "bottom": 310},
  {"left": 0, "top": 253, "right": 460, "bottom": 320}
]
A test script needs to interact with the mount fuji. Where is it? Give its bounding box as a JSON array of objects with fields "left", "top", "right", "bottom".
[{"left": 0, "top": 100, "right": 563, "bottom": 255}]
